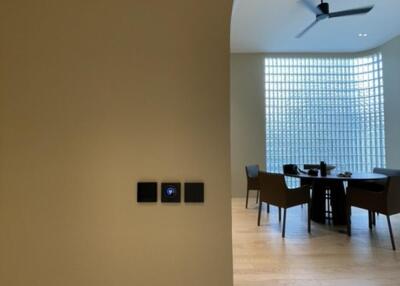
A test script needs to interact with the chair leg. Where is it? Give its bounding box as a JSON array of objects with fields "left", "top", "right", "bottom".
[
  {"left": 245, "top": 189, "right": 249, "bottom": 209},
  {"left": 279, "top": 207, "right": 282, "bottom": 222},
  {"left": 267, "top": 203, "right": 270, "bottom": 213},
  {"left": 257, "top": 202, "right": 262, "bottom": 226},
  {"left": 368, "top": 211, "right": 372, "bottom": 230},
  {"left": 282, "top": 208, "right": 287, "bottom": 238},
  {"left": 256, "top": 190, "right": 259, "bottom": 204},
  {"left": 386, "top": 215, "right": 396, "bottom": 251},
  {"left": 372, "top": 212, "right": 376, "bottom": 226},
  {"left": 347, "top": 206, "right": 351, "bottom": 236},
  {"left": 307, "top": 201, "right": 311, "bottom": 234}
]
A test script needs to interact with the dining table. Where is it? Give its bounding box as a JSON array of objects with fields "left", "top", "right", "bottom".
[{"left": 284, "top": 172, "right": 387, "bottom": 225}]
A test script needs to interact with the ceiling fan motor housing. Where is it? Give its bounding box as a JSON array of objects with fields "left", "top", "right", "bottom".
[{"left": 318, "top": 2, "right": 330, "bottom": 14}]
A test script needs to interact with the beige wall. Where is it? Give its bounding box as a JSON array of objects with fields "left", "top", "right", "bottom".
[
  {"left": 0, "top": 1, "right": 233, "bottom": 286},
  {"left": 231, "top": 41, "right": 400, "bottom": 197},
  {"left": 381, "top": 35, "right": 400, "bottom": 168},
  {"left": 230, "top": 54, "right": 265, "bottom": 198}
]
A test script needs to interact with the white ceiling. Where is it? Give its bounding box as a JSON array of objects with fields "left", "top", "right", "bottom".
[{"left": 231, "top": 0, "right": 400, "bottom": 53}]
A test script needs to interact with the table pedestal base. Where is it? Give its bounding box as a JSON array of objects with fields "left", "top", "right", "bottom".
[{"left": 311, "top": 180, "right": 347, "bottom": 225}]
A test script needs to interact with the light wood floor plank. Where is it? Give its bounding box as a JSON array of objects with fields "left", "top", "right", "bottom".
[{"left": 232, "top": 198, "right": 400, "bottom": 286}]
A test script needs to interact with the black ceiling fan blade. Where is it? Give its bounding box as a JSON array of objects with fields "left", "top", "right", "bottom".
[
  {"left": 329, "top": 5, "right": 374, "bottom": 18},
  {"left": 299, "top": 0, "right": 322, "bottom": 15},
  {"left": 296, "top": 19, "right": 319, "bottom": 38}
]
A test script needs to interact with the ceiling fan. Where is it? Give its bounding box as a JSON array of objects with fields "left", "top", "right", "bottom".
[{"left": 296, "top": 0, "right": 374, "bottom": 38}]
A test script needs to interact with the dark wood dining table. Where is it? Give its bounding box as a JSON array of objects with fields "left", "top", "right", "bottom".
[{"left": 284, "top": 172, "right": 387, "bottom": 225}]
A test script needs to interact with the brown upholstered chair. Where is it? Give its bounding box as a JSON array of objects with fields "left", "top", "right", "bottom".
[
  {"left": 346, "top": 168, "right": 400, "bottom": 250},
  {"left": 257, "top": 172, "right": 311, "bottom": 238},
  {"left": 245, "top": 165, "right": 265, "bottom": 209}
]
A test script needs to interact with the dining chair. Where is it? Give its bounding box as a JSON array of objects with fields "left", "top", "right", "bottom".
[
  {"left": 346, "top": 168, "right": 400, "bottom": 250},
  {"left": 347, "top": 168, "right": 388, "bottom": 227},
  {"left": 257, "top": 172, "right": 311, "bottom": 238},
  {"left": 245, "top": 165, "right": 266, "bottom": 210}
]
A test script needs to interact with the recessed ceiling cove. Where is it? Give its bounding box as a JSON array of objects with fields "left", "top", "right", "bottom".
[{"left": 231, "top": 0, "right": 400, "bottom": 53}]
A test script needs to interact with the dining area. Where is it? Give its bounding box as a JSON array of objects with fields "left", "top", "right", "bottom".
[{"left": 245, "top": 164, "right": 400, "bottom": 251}]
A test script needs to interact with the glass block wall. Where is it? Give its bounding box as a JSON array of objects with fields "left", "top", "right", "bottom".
[{"left": 265, "top": 54, "right": 385, "bottom": 178}]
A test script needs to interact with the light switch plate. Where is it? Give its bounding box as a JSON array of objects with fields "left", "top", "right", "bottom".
[
  {"left": 184, "top": 182, "right": 204, "bottom": 203},
  {"left": 161, "top": 183, "right": 181, "bottom": 203},
  {"left": 137, "top": 182, "right": 157, "bottom": 203}
]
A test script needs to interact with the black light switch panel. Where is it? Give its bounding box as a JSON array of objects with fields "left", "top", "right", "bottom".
[
  {"left": 161, "top": 183, "right": 181, "bottom": 203},
  {"left": 184, "top": 182, "right": 204, "bottom": 203},
  {"left": 137, "top": 182, "right": 157, "bottom": 203}
]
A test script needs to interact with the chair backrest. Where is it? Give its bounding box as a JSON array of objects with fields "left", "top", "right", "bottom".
[
  {"left": 374, "top": 168, "right": 400, "bottom": 177},
  {"left": 258, "top": 171, "right": 287, "bottom": 206},
  {"left": 245, "top": 165, "right": 259, "bottom": 178},
  {"left": 373, "top": 168, "right": 397, "bottom": 191},
  {"left": 245, "top": 165, "right": 260, "bottom": 190},
  {"left": 374, "top": 168, "right": 400, "bottom": 214}
]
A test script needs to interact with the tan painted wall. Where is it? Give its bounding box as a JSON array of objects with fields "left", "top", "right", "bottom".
[{"left": 0, "top": 1, "right": 233, "bottom": 286}]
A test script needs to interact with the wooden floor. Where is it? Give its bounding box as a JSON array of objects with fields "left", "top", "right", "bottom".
[{"left": 232, "top": 198, "right": 400, "bottom": 286}]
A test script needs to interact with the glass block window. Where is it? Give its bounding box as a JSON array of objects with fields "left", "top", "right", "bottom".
[{"left": 265, "top": 54, "right": 385, "bottom": 180}]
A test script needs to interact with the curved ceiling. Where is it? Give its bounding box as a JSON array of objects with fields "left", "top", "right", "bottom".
[{"left": 231, "top": 0, "right": 400, "bottom": 53}]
